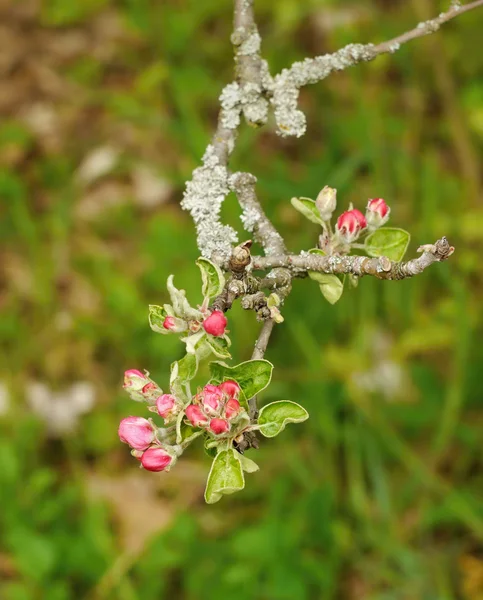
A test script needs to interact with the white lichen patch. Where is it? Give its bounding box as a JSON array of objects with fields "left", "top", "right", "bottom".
[
  {"left": 239, "top": 31, "right": 261, "bottom": 56},
  {"left": 272, "top": 43, "right": 376, "bottom": 137},
  {"left": 181, "top": 145, "right": 238, "bottom": 260},
  {"left": 219, "top": 82, "right": 242, "bottom": 130}
]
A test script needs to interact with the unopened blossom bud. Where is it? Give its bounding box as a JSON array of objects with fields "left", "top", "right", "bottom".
[
  {"left": 123, "top": 369, "right": 148, "bottom": 391},
  {"left": 202, "top": 310, "right": 227, "bottom": 337},
  {"left": 141, "top": 447, "right": 173, "bottom": 472},
  {"left": 118, "top": 416, "right": 154, "bottom": 450},
  {"left": 201, "top": 384, "right": 224, "bottom": 414},
  {"left": 219, "top": 379, "right": 240, "bottom": 399},
  {"left": 315, "top": 186, "right": 337, "bottom": 221},
  {"left": 336, "top": 209, "right": 367, "bottom": 244},
  {"left": 365, "top": 198, "right": 390, "bottom": 230},
  {"left": 224, "top": 398, "right": 241, "bottom": 420},
  {"left": 185, "top": 404, "right": 208, "bottom": 427},
  {"left": 156, "top": 394, "right": 176, "bottom": 419},
  {"left": 209, "top": 418, "right": 230, "bottom": 435},
  {"left": 163, "top": 316, "right": 188, "bottom": 333}
]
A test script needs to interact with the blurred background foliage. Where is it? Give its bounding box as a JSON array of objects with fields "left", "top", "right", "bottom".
[{"left": 1, "top": 0, "right": 483, "bottom": 598}]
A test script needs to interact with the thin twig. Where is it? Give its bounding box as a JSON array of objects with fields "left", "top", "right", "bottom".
[
  {"left": 271, "top": 0, "right": 483, "bottom": 137},
  {"left": 372, "top": 0, "right": 483, "bottom": 54},
  {"left": 251, "top": 237, "right": 454, "bottom": 280},
  {"left": 252, "top": 319, "right": 275, "bottom": 360},
  {"left": 229, "top": 172, "right": 286, "bottom": 255},
  {"left": 248, "top": 319, "right": 275, "bottom": 419}
]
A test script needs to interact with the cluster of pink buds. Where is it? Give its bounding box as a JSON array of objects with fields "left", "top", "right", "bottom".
[
  {"left": 118, "top": 416, "right": 175, "bottom": 472},
  {"left": 123, "top": 369, "right": 162, "bottom": 403},
  {"left": 335, "top": 197, "right": 390, "bottom": 244},
  {"left": 185, "top": 380, "right": 244, "bottom": 436},
  {"left": 162, "top": 309, "right": 227, "bottom": 338}
]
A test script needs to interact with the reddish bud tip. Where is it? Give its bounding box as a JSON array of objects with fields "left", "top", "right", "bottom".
[
  {"left": 201, "top": 384, "right": 224, "bottom": 414},
  {"left": 123, "top": 369, "right": 146, "bottom": 388},
  {"left": 367, "top": 198, "right": 389, "bottom": 218},
  {"left": 218, "top": 380, "right": 240, "bottom": 399},
  {"left": 224, "top": 398, "right": 241, "bottom": 420},
  {"left": 366, "top": 198, "right": 390, "bottom": 230},
  {"left": 202, "top": 310, "right": 227, "bottom": 337},
  {"left": 141, "top": 447, "right": 173, "bottom": 472},
  {"left": 336, "top": 209, "right": 367, "bottom": 243},
  {"left": 209, "top": 418, "right": 230, "bottom": 435},
  {"left": 185, "top": 404, "right": 208, "bottom": 427},
  {"left": 118, "top": 416, "right": 154, "bottom": 451},
  {"left": 163, "top": 316, "right": 176, "bottom": 330},
  {"left": 156, "top": 394, "right": 176, "bottom": 419}
]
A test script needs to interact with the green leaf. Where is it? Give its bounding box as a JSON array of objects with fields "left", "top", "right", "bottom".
[
  {"left": 238, "top": 453, "right": 260, "bottom": 473},
  {"left": 365, "top": 227, "right": 411, "bottom": 262},
  {"left": 317, "top": 274, "right": 344, "bottom": 304},
  {"left": 258, "top": 401, "right": 309, "bottom": 438},
  {"left": 204, "top": 449, "right": 245, "bottom": 504},
  {"left": 171, "top": 353, "right": 198, "bottom": 383},
  {"left": 307, "top": 249, "right": 344, "bottom": 304},
  {"left": 209, "top": 359, "right": 273, "bottom": 404},
  {"left": 181, "top": 329, "right": 206, "bottom": 355},
  {"left": 196, "top": 257, "right": 225, "bottom": 299},
  {"left": 204, "top": 336, "right": 232, "bottom": 359},
  {"left": 290, "top": 197, "right": 324, "bottom": 225},
  {"left": 148, "top": 304, "right": 168, "bottom": 333}
]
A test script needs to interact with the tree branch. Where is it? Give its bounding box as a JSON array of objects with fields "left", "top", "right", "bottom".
[
  {"left": 180, "top": 0, "right": 279, "bottom": 262},
  {"left": 251, "top": 237, "right": 455, "bottom": 280},
  {"left": 271, "top": 0, "right": 483, "bottom": 137},
  {"left": 229, "top": 172, "right": 286, "bottom": 255}
]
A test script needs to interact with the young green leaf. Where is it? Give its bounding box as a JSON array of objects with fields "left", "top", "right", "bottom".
[
  {"left": 307, "top": 249, "right": 344, "bottom": 304},
  {"left": 258, "top": 401, "right": 309, "bottom": 438},
  {"left": 317, "top": 274, "right": 344, "bottom": 304},
  {"left": 148, "top": 304, "right": 168, "bottom": 333},
  {"left": 209, "top": 359, "right": 273, "bottom": 402},
  {"left": 171, "top": 352, "right": 198, "bottom": 383},
  {"left": 365, "top": 227, "right": 411, "bottom": 262},
  {"left": 290, "top": 197, "right": 324, "bottom": 225},
  {"left": 204, "top": 336, "right": 232, "bottom": 359},
  {"left": 238, "top": 453, "right": 260, "bottom": 474},
  {"left": 196, "top": 257, "right": 225, "bottom": 300},
  {"left": 204, "top": 449, "right": 245, "bottom": 504}
]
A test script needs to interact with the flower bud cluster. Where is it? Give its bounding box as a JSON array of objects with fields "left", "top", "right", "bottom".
[
  {"left": 185, "top": 380, "right": 245, "bottom": 436},
  {"left": 118, "top": 416, "right": 176, "bottom": 472},
  {"left": 123, "top": 369, "right": 163, "bottom": 403},
  {"left": 162, "top": 309, "right": 228, "bottom": 338},
  {"left": 311, "top": 186, "right": 392, "bottom": 250}
]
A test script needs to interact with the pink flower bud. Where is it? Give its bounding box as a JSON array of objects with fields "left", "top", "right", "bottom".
[
  {"left": 202, "top": 310, "right": 227, "bottom": 337},
  {"left": 209, "top": 418, "right": 230, "bottom": 435},
  {"left": 142, "top": 382, "right": 158, "bottom": 394},
  {"left": 163, "top": 316, "right": 188, "bottom": 333},
  {"left": 201, "top": 384, "right": 224, "bottom": 414},
  {"left": 156, "top": 394, "right": 176, "bottom": 419},
  {"left": 315, "top": 186, "right": 337, "bottom": 221},
  {"left": 118, "top": 416, "right": 154, "bottom": 450},
  {"left": 366, "top": 198, "right": 390, "bottom": 230},
  {"left": 224, "top": 398, "right": 241, "bottom": 420},
  {"left": 141, "top": 447, "right": 173, "bottom": 472},
  {"left": 185, "top": 404, "right": 208, "bottom": 427},
  {"left": 123, "top": 369, "right": 148, "bottom": 390},
  {"left": 218, "top": 379, "right": 240, "bottom": 399},
  {"left": 336, "top": 209, "right": 367, "bottom": 244}
]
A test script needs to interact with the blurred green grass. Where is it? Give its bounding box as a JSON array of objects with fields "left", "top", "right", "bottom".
[{"left": 1, "top": 0, "right": 483, "bottom": 598}]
